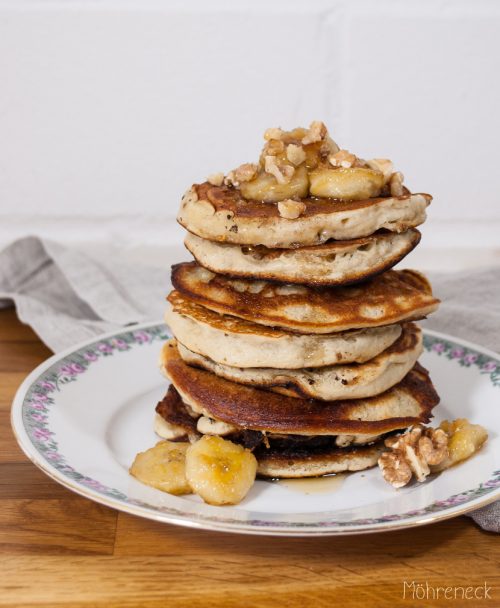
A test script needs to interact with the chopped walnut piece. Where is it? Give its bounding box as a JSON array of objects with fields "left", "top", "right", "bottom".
[
  {"left": 321, "top": 135, "right": 340, "bottom": 155},
  {"left": 224, "top": 171, "right": 237, "bottom": 187},
  {"left": 264, "top": 155, "right": 295, "bottom": 184},
  {"left": 264, "top": 127, "right": 284, "bottom": 141},
  {"left": 366, "top": 158, "right": 394, "bottom": 183},
  {"left": 390, "top": 171, "right": 405, "bottom": 196},
  {"left": 207, "top": 172, "right": 224, "bottom": 187},
  {"left": 378, "top": 425, "right": 449, "bottom": 488},
  {"left": 277, "top": 199, "right": 306, "bottom": 219},
  {"left": 328, "top": 149, "right": 357, "bottom": 169},
  {"left": 266, "top": 139, "right": 286, "bottom": 155},
  {"left": 224, "top": 163, "right": 258, "bottom": 188},
  {"left": 302, "top": 121, "right": 327, "bottom": 145},
  {"left": 286, "top": 144, "right": 306, "bottom": 166},
  {"left": 234, "top": 163, "right": 258, "bottom": 183}
]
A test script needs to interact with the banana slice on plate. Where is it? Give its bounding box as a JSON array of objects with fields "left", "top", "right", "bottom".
[
  {"left": 309, "top": 167, "right": 385, "bottom": 200},
  {"left": 129, "top": 440, "right": 192, "bottom": 495},
  {"left": 240, "top": 165, "right": 309, "bottom": 202},
  {"left": 185, "top": 435, "right": 257, "bottom": 505}
]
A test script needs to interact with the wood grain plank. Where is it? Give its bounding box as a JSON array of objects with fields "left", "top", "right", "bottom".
[
  {"left": 0, "top": 499, "right": 117, "bottom": 556},
  {"left": 0, "top": 463, "right": 76, "bottom": 499},
  {"left": 0, "top": 372, "right": 29, "bottom": 462},
  {"left": 0, "top": 416, "right": 25, "bottom": 462},
  {"left": 113, "top": 512, "right": 498, "bottom": 563},
  {"left": 0, "top": 372, "right": 26, "bottom": 406},
  {"left": 0, "top": 555, "right": 497, "bottom": 607},
  {"left": 0, "top": 308, "right": 41, "bottom": 342},
  {"left": 0, "top": 341, "right": 52, "bottom": 373}
]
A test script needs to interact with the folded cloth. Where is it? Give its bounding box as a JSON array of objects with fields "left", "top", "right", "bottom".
[
  {"left": 0, "top": 236, "right": 171, "bottom": 351},
  {"left": 1, "top": 236, "right": 498, "bottom": 531}
]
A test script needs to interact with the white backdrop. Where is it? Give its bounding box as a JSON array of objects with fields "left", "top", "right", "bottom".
[{"left": 1, "top": 0, "right": 499, "bottom": 267}]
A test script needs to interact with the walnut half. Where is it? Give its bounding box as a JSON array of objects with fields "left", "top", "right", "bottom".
[{"left": 378, "top": 425, "right": 449, "bottom": 488}]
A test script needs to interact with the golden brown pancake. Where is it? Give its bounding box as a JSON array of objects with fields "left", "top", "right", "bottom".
[
  {"left": 165, "top": 292, "right": 403, "bottom": 368},
  {"left": 156, "top": 384, "right": 384, "bottom": 448},
  {"left": 184, "top": 229, "right": 421, "bottom": 286},
  {"left": 162, "top": 341, "right": 439, "bottom": 436},
  {"left": 254, "top": 441, "right": 386, "bottom": 478},
  {"left": 171, "top": 323, "right": 423, "bottom": 400},
  {"left": 178, "top": 184, "right": 431, "bottom": 248},
  {"left": 154, "top": 384, "right": 391, "bottom": 477},
  {"left": 170, "top": 262, "right": 440, "bottom": 334}
]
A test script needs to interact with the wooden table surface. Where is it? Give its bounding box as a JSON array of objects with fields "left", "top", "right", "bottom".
[{"left": 1, "top": 306, "right": 498, "bottom": 607}]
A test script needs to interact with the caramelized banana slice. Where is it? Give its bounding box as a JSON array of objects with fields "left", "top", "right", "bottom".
[
  {"left": 309, "top": 167, "right": 385, "bottom": 200},
  {"left": 240, "top": 165, "right": 309, "bottom": 202},
  {"left": 432, "top": 419, "right": 488, "bottom": 472},
  {"left": 185, "top": 435, "right": 257, "bottom": 505},
  {"left": 130, "top": 440, "right": 192, "bottom": 495}
]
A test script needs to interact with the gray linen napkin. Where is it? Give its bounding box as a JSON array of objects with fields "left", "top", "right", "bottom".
[{"left": 1, "top": 236, "right": 498, "bottom": 531}]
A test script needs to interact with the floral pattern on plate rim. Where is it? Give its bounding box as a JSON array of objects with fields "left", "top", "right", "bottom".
[{"left": 20, "top": 325, "right": 500, "bottom": 529}]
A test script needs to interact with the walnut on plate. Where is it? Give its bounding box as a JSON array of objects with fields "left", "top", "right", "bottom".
[
  {"left": 378, "top": 425, "right": 449, "bottom": 488},
  {"left": 379, "top": 419, "right": 488, "bottom": 488}
]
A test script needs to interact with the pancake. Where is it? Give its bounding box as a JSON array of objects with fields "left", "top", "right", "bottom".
[
  {"left": 178, "top": 183, "right": 430, "bottom": 248},
  {"left": 154, "top": 387, "right": 386, "bottom": 477},
  {"left": 171, "top": 323, "right": 423, "bottom": 400},
  {"left": 254, "top": 441, "right": 385, "bottom": 478},
  {"left": 165, "top": 292, "right": 403, "bottom": 368},
  {"left": 162, "top": 341, "right": 439, "bottom": 436},
  {"left": 155, "top": 384, "right": 384, "bottom": 448},
  {"left": 184, "top": 229, "right": 421, "bottom": 286},
  {"left": 171, "top": 262, "right": 440, "bottom": 334}
]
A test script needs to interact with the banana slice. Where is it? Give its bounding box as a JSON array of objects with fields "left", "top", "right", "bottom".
[
  {"left": 309, "top": 167, "right": 385, "bottom": 200},
  {"left": 130, "top": 440, "right": 192, "bottom": 495},
  {"left": 432, "top": 419, "right": 488, "bottom": 472},
  {"left": 185, "top": 435, "right": 257, "bottom": 505},
  {"left": 240, "top": 165, "right": 309, "bottom": 202}
]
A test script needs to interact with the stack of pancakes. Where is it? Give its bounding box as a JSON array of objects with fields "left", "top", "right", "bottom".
[{"left": 157, "top": 125, "right": 441, "bottom": 478}]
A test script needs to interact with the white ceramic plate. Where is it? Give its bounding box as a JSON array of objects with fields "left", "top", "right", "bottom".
[{"left": 11, "top": 323, "right": 500, "bottom": 536}]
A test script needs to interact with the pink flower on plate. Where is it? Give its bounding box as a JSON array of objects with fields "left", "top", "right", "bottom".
[
  {"left": 111, "top": 338, "right": 129, "bottom": 350},
  {"left": 97, "top": 343, "right": 113, "bottom": 354},
  {"left": 133, "top": 331, "right": 151, "bottom": 344},
  {"left": 450, "top": 348, "right": 464, "bottom": 359},
  {"left": 31, "top": 412, "right": 47, "bottom": 422},
  {"left": 464, "top": 353, "right": 478, "bottom": 365},
  {"left": 482, "top": 361, "right": 497, "bottom": 372},
  {"left": 31, "top": 402, "right": 47, "bottom": 411},
  {"left": 84, "top": 351, "right": 98, "bottom": 362},
  {"left": 69, "top": 362, "right": 85, "bottom": 374},
  {"left": 432, "top": 342, "right": 446, "bottom": 353},
  {"left": 59, "top": 364, "right": 77, "bottom": 376},
  {"left": 33, "top": 393, "right": 48, "bottom": 402},
  {"left": 83, "top": 478, "right": 104, "bottom": 490},
  {"left": 33, "top": 427, "right": 53, "bottom": 441},
  {"left": 45, "top": 451, "right": 61, "bottom": 461},
  {"left": 39, "top": 381, "right": 55, "bottom": 391}
]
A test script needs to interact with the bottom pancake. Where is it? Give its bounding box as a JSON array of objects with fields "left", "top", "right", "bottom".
[{"left": 254, "top": 441, "right": 385, "bottom": 478}]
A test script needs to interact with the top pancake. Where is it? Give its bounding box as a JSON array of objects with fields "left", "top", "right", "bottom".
[
  {"left": 177, "top": 183, "right": 431, "bottom": 248},
  {"left": 171, "top": 262, "right": 440, "bottom": 334}
]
